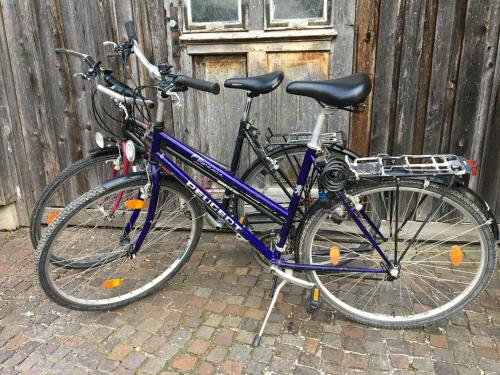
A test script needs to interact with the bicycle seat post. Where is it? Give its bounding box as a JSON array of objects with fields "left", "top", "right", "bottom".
[
  {"left": 308, "top": 106, "right": 336, "bottom": 152},
  {"left": 242, "top": 93, "right": 254, "bottom": 123}
]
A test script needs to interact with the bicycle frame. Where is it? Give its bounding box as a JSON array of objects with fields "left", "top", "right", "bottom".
[{"left": 129, "top": 97, "right": 391, "bottom": 274}]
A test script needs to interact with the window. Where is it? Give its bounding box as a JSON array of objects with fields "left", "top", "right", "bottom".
[
  {"left": 265, "top": 0, "right": 331, "bottom": 29},
  {"left": 184, "top": 0, "right": 246, "bottom": 31}
]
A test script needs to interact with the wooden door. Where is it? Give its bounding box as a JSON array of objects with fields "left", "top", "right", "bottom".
[{"left": 170, "top": 0, "right": 353, "bottom": 174}]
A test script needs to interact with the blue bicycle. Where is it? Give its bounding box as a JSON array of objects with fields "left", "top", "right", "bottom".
[{"left": 36, "top": 22, "right": 498, "bottom": 345}]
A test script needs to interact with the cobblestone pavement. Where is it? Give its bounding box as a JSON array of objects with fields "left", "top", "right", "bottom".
[{"left": 0, "top": 229, "right": 499, "bottom": 374}]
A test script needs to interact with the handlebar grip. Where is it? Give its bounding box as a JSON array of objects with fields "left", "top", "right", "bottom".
[
  {"left": 176, "top": 75, "right": 220, "bottom": 95},
  {"left": 125, "top": 21, "right": 137, "bottom": 41}
]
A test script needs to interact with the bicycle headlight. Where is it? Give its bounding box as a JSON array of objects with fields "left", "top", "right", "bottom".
[
  {"left": 95, "top": 132, "right": 105, "bottom": 148},
  {"left": 125, "top": 140, "right": 136, "bottom": 162}
]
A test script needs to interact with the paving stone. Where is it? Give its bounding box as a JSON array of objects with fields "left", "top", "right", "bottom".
[
  {"left": 107, "top": 344, "right": 134, "bottom": 361},
  {"left": 206, "top": 346, "right": 228, "bottom": 364},
  {"left": 367, "top": 354, "right": 390, "bottom": 371},
  {"left": 0, "top": 349, "right": 15, "bottom": 364},
  {"left": 434, "top": 361, "right": 458, "bottom": 375},
  {"left": 245, "top": 360, "right": 266, "bottom": 375},
  {"left": 228, "top": 343, "right": 251, "bottom": 362},
  {"left": 140, "top": 357, "right": 168, "bottom": 374},
  {"left": 171, "top": 353, "right": 197, "bottom": 371},
  {"left": 198, "top": 361, "right": 216, "bottom": 375},
  {"left": 188, "top": 338, "right": 210, "bottom": 354},
  {"left": 322, "top": 346, "right": 343, "bottom": 364},
  {"left": 122, "top": 351, "right": 147, "bottom": 370}
]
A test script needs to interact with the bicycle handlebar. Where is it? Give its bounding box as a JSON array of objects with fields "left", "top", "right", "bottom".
[
  {"left": 124, "top": 21, "right": 219, "bottom": 95},
  {"left": 176, "top": 75, "right": 220, "bottom": 95},
  {"left": 55, "top": 48, "right": 97, "bottom": 68}
]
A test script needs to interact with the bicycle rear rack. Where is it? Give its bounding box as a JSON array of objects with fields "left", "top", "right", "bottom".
[
  {"left": 347, "top": 154, "right": 472, "bottom": 179},
  {"left": 265, "top": 127, "right": 345, "bottom": 147}
]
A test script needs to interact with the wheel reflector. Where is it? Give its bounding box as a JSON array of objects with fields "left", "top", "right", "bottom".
[
  {"left": 102, "top": 279, "right": 123, "bottom": 288},
  {"left": 450, "top": 245, "right": 463, "bottom": 266},
  {"left": 330, "top": 245, "right": 340, "bottom": 265},
  {"left": 47, "top": 211, "right": 59, "bottom": 224},
  {"left": 124, "top": 199, "right": 146, "bottom": 209}
]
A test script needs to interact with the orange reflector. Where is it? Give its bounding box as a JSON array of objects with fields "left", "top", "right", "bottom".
[
  {"left": 239, "top": 216, "right": 245, "bottom": 224},
  {"left": 47, "top": 211, "right": 59, "bottom": 224},
  {"left": 102, "top": 279, "right": 123, "bottom": 288},
  {"left": 313, "top": 288, "right": 320, "bottom": 301},
  {"left": 450, "top": 245, "right": 463, "bottom": 267},
  {"left": 124, "top": 199, "right": 146, "bottom": 210},
  {"left": 330, "top": 245, "right": 340, "bottom": 265}
]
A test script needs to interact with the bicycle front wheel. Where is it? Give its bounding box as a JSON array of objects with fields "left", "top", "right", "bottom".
[
  {"left": 299, "top": 179, "right": 497, "bottom": 328},
  {"left": 36, "top": 173, "right": 204, "bottom": 310}
]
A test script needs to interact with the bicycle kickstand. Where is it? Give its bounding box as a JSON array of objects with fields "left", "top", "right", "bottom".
[
  {"left": 269, "top": 275, "right": 278, "bottom": 298},
  {"left": 252, "top": 278, "right": 287, "bottom": 348}
]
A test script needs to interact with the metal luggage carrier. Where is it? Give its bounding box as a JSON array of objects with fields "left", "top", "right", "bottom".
[
  {"left": 287, "top": 132, "right": 345, "bottom": 145},
  {"left": 347, "top": 154, "right": 471, "bottom": 179},
  {"left": 265, "top": 127, "right": 345, "bottom": 147}
]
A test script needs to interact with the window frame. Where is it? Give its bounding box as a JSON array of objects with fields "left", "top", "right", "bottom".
[
  {"left": 183, "top": 0, "right": 247, "bottom": 32},
  {"left": 264, "top": 0, "right": 332, "bottom": 30}
]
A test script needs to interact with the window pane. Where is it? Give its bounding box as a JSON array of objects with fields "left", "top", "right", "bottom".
[
  {"left": 191, "top": 0, "right": 239, "bottom": 23},
  {"left": 272, "top": 0, "right": 324, "bottom": 20}
]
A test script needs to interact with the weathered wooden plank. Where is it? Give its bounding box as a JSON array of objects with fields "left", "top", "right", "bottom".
[
  {"left": 330, "top": 0, "right": 356, "bottom": 136},
  {"left": 392, "top": 0, "right": 427, "bottom": 155},
  {"left": 0, "top": 7, "right": 28, "bottom": 224},
  {"left": 476, "top": 0, "right": 500, "bottom": 216},
  {"left": 247, "top": 0, "right": 263, "bottom": 30},
  {"left": 0, "top": 0, "right": 61, "bottom": 214},
  {"left": 412, "top": 0, "right": 438, "bottom": 155},
  {"left": 423, "top": 0, "right": 460, "bottom": 154},
  {"left": 0, "top": 43, "right": 17, "bottom": 206},
  {"left": 449, "top": 0, "right": 492, "bottom": 159},
  {"left": 370, "top": 0, "right": 405, "bottom": 155},
  {"left": 192, "top": 55, "right": 247, "bottom": 167},
  {"left": 267, "top": 52, "right": 330, "bottom": 135},
  {"left": 468, "top": 0, "right": 500, "bottom": 191},
  {"left": 34, "top": 0, "right": 81, "bottom": 192},
  {"left": 439, "top": 0, "right": 468, "bottom": 154},
  {"left": 478, "top": 80, "right": 500, "bottom": 218},
  {"left": 350, "top": 0, "right": 380, "bottom": 156}
]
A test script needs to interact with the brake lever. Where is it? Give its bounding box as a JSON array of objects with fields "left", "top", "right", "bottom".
[
  {"left": 73, "top": 72, "right": 90, "bottom": 80},
  {"left": 170, "top": 92, "right": 182, "bottom": 108},
  {"left": 103, "top": 41, "right": 118, "bottom": 49}
]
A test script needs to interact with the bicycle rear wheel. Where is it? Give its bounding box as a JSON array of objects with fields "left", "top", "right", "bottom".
[
  {"left": 299, "top": 179, "right": 497, "bottom": 328},
  {"left": 36, "top": 173, "right": 203, "bottom": 310}
]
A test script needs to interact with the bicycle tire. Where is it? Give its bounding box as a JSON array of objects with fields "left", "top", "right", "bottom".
[
  {"left": 298, "top": 179, "right": 497, "bottom": 328},
  {"left": 30, "top": 147, "right": 122, "bottom": 249}
]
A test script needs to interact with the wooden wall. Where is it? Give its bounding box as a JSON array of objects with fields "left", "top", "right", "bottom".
[
  {"left": 0, "top": 0, "right": 167, "bottom": 225},
  {"left": 0, "top": 0, "right": 498, "bottom": 226},
  {"left": 351, "top": 0, "right": 500, "bottom": 218}
]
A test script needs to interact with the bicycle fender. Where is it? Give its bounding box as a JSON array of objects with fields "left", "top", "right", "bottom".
[
  {"left": 87, "top": 146, "right": 147, "bottom": 158},
  {"left": 412, "top": 176, "right": 499, "bottom": 240},
  {"left": 454, "top": 184, "right": 499, "bottom": 240},
  {"left": 87, "top": 146, "right": 120, "bottom": 157}
]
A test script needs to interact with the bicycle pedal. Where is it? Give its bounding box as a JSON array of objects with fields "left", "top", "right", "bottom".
[{"left": 306, "top": 287, "right": 321, "bottom": 314}]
